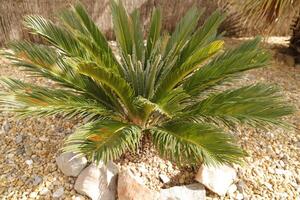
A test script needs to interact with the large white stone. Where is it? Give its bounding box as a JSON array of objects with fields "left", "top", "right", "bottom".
[
  {"left": 159, "top": 183, "right": 206, "bottom": 200},
  {"left": 56, "top": 152, "right": 87, "bottom": 177},
  {"left": 195, "top": 164, "right": 237, "bottom": 196},
  {"left": 74, "top": 162, "right": 118, "bottom": 200},
  {"left": 118, "top": 169, "right": 159, "bottom": 200}
]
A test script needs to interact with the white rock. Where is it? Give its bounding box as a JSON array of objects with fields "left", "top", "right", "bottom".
[
  {"left": 75, "top": 162, "right": 118, "bottom": 200},
  {"left": 15, "top": 135, "right": 23, "bottom": 144},
  {"left": 159, "top": 174, "right": 170, "bottom": 184},
  {"left": 53, "top": 187, "right": 64, "bottom": 199},
  {"left": 25, "top": 159, "right": 33, "bottom": 166},
  {"left": 159, "top": 183, "right": 206, "bottom": 200},
  {"left": 118, "top": 169, "right": 159, "bottom": 200},
  {"left": 32, "top": 175, "right": 43, "bottom": 186},
  {"left": 56, "top": 152, "right": 87, "bottom": 177},
  {"left": 39, "top": 187, "right": 49, "bottom": 195},
  {"left": 71, "top": 195, "right": 86, "bottom": 200},
  {"left": 2, "top": 120, "right": 10, "bottom": 132},
  {"left": 39, "top": 136, "right": 49, "bottom": 142},
  {"left": 195, "top": 164, "right": 237, "bottom": 196},
  {"left": 236, "top": 193, "right": 244, "bottom": 200},
  {"left": 29, "top": 192, "right": 38, "bottom": 198}
]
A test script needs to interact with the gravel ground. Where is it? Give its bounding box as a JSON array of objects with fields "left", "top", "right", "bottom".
[{"left": 0, "top": 38, "right": 299, "bottom": 200}]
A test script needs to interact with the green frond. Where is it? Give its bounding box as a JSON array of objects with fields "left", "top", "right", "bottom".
[
  {"left": 3, "top": 41, "right": 117, "bottom": 110},
  {"left": 164, "top": 7, "right": 201, "bottom": 56},
  {"left": 145, "top": 8, "right": 162, "bottom": 61},
  {"left": 183, "top": 84, "right": 295, "bottom": 128},
  {"left": 151, "top": 121, "right": 246, "bottom": 166},
  {"left": 130, "top": 9, "right": 145, "bottom": 62},
  {"left": 77, "top": 62, "right": 137, "bottom": 118},
  {"left": 24, "top": 15, "right": 85, "bottom": 58},
  {"left": 153, "top": 40, "right": 224, "bottom": 101},
  {"left": 59, "top": 4, "right": 121, "bottom": 74},
  {"left": 183, "top": 37, "right": 270, "bottom": 96},
  {"left": 155, "top": 88, "right": 191, "bottom": 117},
  {"left": 110, "top": 0, "right": 134, "bottom": 57},
  {"left": 64, "top": 120, "right": 142, "bottom": 164},
  {"left": 179, "top": 10, "right": 225, "bottom": 63},
  {"left": 0, "top": 78, "right": 115, "bottom": 119}
]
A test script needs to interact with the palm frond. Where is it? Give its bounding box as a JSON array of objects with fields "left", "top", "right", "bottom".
[
  {"left": 183, "top": 84, "right": 295, "bottom": 128},
  {"left": 2, "top": 41, "right": 117, "bottom": 110},
  {"left": 151, "top": 121, "right": 246, "bottom": 166},
  {"left": 64, "top": 120, "right": 142, "bottom": 163},
  {"left": 153, "top": 40, "right": 224, "bottom": 101},
  {"left": 183, "top": 37, "right": 270, "bottom": 96},
  {"left": 145, "top": 8, "right": 162, "bottom": 61},
  {"left": 24, "top": 15, "right": 85, "bottom": 57},
  {"left": 77, "top": 62, "right": 138, "bottom": 120},
  {"left": 110, "top": 0, "right": 134, "bottom": 57},
  {"left": 0, "top": 78, "right": 115, "bottom": 119},
  {"left": 59, "top": 4, "right": 121, "bottom": 74}
]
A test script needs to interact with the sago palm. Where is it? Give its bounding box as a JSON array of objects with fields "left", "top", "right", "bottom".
[{"left": 0, "top": 1, "right": 294, "bottom": 166}]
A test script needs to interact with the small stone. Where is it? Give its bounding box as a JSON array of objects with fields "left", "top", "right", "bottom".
[
  {"left": 36, "top": 142, "right": 42, "bottom": 149},
  {"left": 25, "top": 159, "right": 33, "bottom": 166},
  {"left": 39, "top": 187, "right": 49, "bottom": 195},
  {"left": 39, "top": 136, "right": 49, "bottom": 142},
  {"left": 159, "top": 174, "right": 170, "bottom": 184},
  {"left": 268, "top": 167, "right": 275, "bottom": 174},
  {"left": 15, "top": 135, "right": 23, "bottom": 144},
  {"left": 24, "top": 145, "right": 33, "bottom": 156},
  {"left": 159, "top": 183, "right": 206, "bottom": 200},
  {"left": 53, "top": 187, "right": 64, "bottom": 199},
  {"left": 71, "top": 195, "right": 86, "bottom": 200},
  {"left": 29, "top": 192, "right": 38, "bottom": 198},
  {"left": 236, "top": 193, "right": 244, "bottom": 200},
  {"left": 2, "top": 120, "right": 10, "bottom": 132},
  {"left": 138, "top": 165, "right": 148, "bottom": 175},
  {"left": 56, "top": 152, "right": 87, "bottom": 177},
  {"left": 274, "top": 169, "right": 292, "bottom": 176},
  {"left": 32, "top": 175, "right": 43, "bottom": 186},
  {"left": 265, "top": 183, "right": 273, "bottom": 191},
  {"left": 195, "top": 164, "right": 237, "bottom": 196},
  {"left": 236, "top": 180, "right": 246, "bottom": 193}
]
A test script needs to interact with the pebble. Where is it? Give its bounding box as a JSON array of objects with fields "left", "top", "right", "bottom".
[
  {"left": 29, "top": 192, "right": 38, "bottom": 198},
  {"left": 39, "top": 136, "right": 49, "bottom": 142},
  {"left": 15, "top": 135, "right": 23, "bottom": 144},
  {"left": 2, "top": 120, "right": 10, "bottom": 132},
  {"left": 53, "top": 187, "right": 64, "bottom": 198},
  {"left": 159, "top": 174, "right": 170, "bottom": 183},
  {"left": 36, "top": 142, "right": 42, "bottom": 149},
  {"left": 32, "top": 175, "right": 43, "bottom": 186},
  {"left": 39, "top": 187, "right": 49, "bottom": 195},
  {"left": 25, "top": 159, "right": 33, "bottom": 165},
  {"left": 236, "top": 193, "right": 244, "bottom": 200}
]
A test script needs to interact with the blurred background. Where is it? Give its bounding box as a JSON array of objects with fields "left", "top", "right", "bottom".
[{"left": 0, "top": 0, "right": 298, "bottom": 46}]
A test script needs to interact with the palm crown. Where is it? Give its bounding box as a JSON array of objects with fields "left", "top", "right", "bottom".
[{"left": 0, "top": 1, "right": 294, "bottom": 166}]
